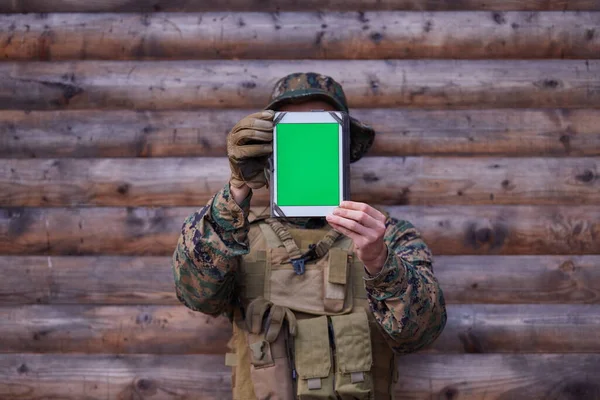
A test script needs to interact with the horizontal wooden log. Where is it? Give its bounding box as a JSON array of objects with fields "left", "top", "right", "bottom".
[
  {"left": 1, "top": 304, "right": 599, "bottom": 354},
  {"left": 3, "top": 109, "right": 600, "bottom": 158},
  {"left": 0, "top": 206, "right": 598, "bottom": 256},
  {"left": 2, "top": 157, "right": 598, "bottom": 207},
  {"left": 431, "top": 304, "right": 600, "bottom": 353},
  {"left": 1, "top": 12, "right": 599, "bottom": 61},
  {"left": 1, "top": 354, "right": 599, "bottom": 399},
  {"left": 436, "top": 255, "right": 600, "bottom": 304},
  {"left": 1, "top": 0, "right": 599, "bottom": 12},
  {"left": 395, "top": 354, "right": 600, "bottom": 399},
  {"left": 0, "top": 354, "right": 231, "bottom": 400},
  {"left": 1, "top": 255, "right": 600, "bottom": 305},
  {"left": 0, "top": 305, "right": 231, "bottom": 354},
  {"left": 0, "top": 256, "right": 177, "bottom": 305},
  {"left": 0, "top": 60, "right": 598, "bottom": 110}
]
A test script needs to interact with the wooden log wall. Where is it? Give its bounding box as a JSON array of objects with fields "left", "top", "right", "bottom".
[{"left": 0, "top": 1, "right": 599, "bottom": 399}]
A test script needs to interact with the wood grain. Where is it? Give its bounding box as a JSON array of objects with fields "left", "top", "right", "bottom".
[
  {"left": 0, "top": 256, "right": 178, "bottom": 305},
  {"left": 1, "top": 304, "right": 599, "bottom": 354},
  {"left": 0, "top": 353, "right": 231, "bottom": 400},
  {"left": 0, "top": 60, "right": 598, "bottom": 110},
  {"left": 1, "top": 255, "right": 599, "bottom": 306},
  {"left": 0, "top": 354, "right": 599, "bottom": 399},
  {"left": 2, "top": 157, "right": 598, "bottom": 206},
  {"left": 394, "top": 354, "right": 600, "bottom": 399},
  {"left": 3, "top": 109, "right": 600, "bottom": 158},
  {"left": 1, "top": 12, "right": 599, "bottom": 61},
  {"left": 431, "top": 304, "right": 600, "bottom": 353},
  {"left": 1, "top": 206, "right": 598, "bottom": 256},
  {"left": 0, "top": 0, "right": 598, "bottom": 12},
  {"left": 0, "top": 305, "right": 231, "bottom": 354},
  {"left": 435, "top": 255, "right": 600, "bottom": 304},
  {"left": 399, "top": 205, "right": 600, "bottom": 256}
]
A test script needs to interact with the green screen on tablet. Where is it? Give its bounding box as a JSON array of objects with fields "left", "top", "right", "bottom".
[
  {"left": 272, "top": 111, "right": 349, "bottom": 218},
  {"left": 276, "top": 123, "right": 340, "bottom": 206}
]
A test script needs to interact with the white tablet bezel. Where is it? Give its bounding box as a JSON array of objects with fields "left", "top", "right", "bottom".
[{"left": 272, "top": 111, "right": 348, "bottom": 218}]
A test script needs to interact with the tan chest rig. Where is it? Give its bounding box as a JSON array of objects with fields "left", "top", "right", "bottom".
[{"left": 227, "top": 219, "right": 397, "bottom": 400}]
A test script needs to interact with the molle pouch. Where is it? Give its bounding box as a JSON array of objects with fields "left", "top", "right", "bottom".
[
  {"left": 294, "top": 316, "right": 336, "bottom": 400},
  {"left": 266, "top": 247, "right": 352, "bottom": 316},
  {"left": 331, "top": 311, "right": 374, "bottom": 400},
  {"left": 246, "top": 331, "right": 295, "bottom": 400},
  {"left": 324, "top": 248, "right": 349, "bottom": 313}
]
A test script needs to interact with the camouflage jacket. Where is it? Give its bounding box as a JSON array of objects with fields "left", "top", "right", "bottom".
[{"left": 172, "top": 183, "right": 447, "bottom": 354}]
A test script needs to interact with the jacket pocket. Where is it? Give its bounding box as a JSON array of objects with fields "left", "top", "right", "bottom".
[
  {"left": 294, "top": 316, "right": 337, "bottom": 399},
  {"left": 330, "top": 310, "right": 374, "bottom": 400}
]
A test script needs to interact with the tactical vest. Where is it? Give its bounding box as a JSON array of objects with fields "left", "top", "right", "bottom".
[{"left": 226, "top": 219, "right": 398, "bottom": 400}]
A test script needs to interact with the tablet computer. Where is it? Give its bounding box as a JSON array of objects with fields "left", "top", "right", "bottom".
[{"left": 271, "top": 111, "right": 350, "bottom": 218}]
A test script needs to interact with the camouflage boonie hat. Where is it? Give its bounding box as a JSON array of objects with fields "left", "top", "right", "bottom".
[{"left": 265, "top": 72, "right": 375, "bottom": 163}]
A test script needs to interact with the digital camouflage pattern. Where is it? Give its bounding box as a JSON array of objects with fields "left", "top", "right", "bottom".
[
  {"left": 267, "top": 72, "right": 349, "bottom": 112},
  {"left": 265, "top": 72, "right": 375, "bottom": 163},
  {"left": 172, "top": 183, "right": 447, "bottom": 355}
]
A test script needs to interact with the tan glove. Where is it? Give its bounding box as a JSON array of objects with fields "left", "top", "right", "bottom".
[{"left": 227, "top": 110, "right": 275, "bottom": 189}]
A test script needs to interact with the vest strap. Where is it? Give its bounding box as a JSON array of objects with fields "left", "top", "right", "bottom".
[
  {"left": 265, "top": 218, "right": 303, "bottom": 259},
  {"left": 245, "top": 298, "right": 297, "bottom": 343},
  {"left": 225, "top": 352, "right": 237, "bottom": 367},
  {"left": 258, "top": 223, "right": 284, "bottom": 248},
  {"left": 264, "top": 219, "right": 344, "bottom": 277},
  {"left": 265, "top": 304, "right": 286, "bottom": 343},
  {"left": 284, "top": 307, "right": 298, "bottom": 337},
  {"left": 314, "top": 229, "right": 343, "bottom": 258},
  {"left": 246, "top": 297, "right": 272, "bottom": 334}
]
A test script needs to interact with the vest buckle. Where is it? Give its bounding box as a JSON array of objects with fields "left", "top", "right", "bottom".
[
  {"left": 291, "top": 245, "right": 321, "bottom": 276},
  {"left": 291, "top": 258, "right": 306, "bottom": 275}
]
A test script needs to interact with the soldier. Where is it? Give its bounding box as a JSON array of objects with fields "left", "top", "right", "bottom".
[{"left": 172, "top": 72, "right": 447, "bottom": 400}]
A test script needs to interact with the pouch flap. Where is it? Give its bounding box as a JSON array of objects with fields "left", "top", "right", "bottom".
[
  {"left": 330, "top": 311, "right": 372, "bottom": 373},
  {"left": 294, "top": 316, "right": 332, "bottom": 379},
  {"left": 328, "top": 248, "right": 349, "bottom": 285},
  {"left": 267, "top": 247, "right": 353, "bottom": 316},
  {"left": 246, "top": 332, "right": 274, "bottom": 368},
  {"left": 324, "top": 248, "right": 348, "bottom": 313}
]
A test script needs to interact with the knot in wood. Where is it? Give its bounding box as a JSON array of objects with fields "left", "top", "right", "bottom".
[
  {"left": 576, "top": 170, "right": 595, "bottom": 183},
  {"left": 440, "top": 385, "right": 459, "bottom": 399}
]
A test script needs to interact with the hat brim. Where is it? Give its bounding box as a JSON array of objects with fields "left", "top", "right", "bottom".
[
  {"left": 266, "top": 91, "right": 374, "bottom": 163},
  {"left": 265, "top": 89, "right": 348, "bottom": 113}
]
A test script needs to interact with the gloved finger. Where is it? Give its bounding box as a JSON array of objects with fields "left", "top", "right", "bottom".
[
  {"left": 230, "top": 128, "right": 273, "bottom": 146},
  {"left": 265, "top": 305, "right": 286, "bottom": 343},
  {"left": 246, "top": 178, "right": 268, "bottom": 190},
  {"left": 232, "top": 119, "right": 273, "bottom": 135},
  {"left": 231, "top": 115, "right": 274, "bottom": 134},
  {"left": 229, "top": 157, "right": 268, "bottom": 185},
  {"left": 249, "top": 110, "right": 276, "bottom": 121},
  {"left": 230, "top": 143, "right": 272, "bottom": 160},
  {"left": 239, "top": 162, "right": 268, "bottom": 182}
]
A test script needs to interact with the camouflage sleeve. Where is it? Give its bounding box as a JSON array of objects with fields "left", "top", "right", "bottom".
[
  {"left": 364, "top": 217, "right": 447, "bottom": 354},
  {"left": 171, "top": 183, "right": 251, "bottom": 317}
]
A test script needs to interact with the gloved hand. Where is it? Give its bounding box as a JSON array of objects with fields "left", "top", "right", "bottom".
[{"left": 227, "top": 110, "right": 275, "bottom": 189}]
